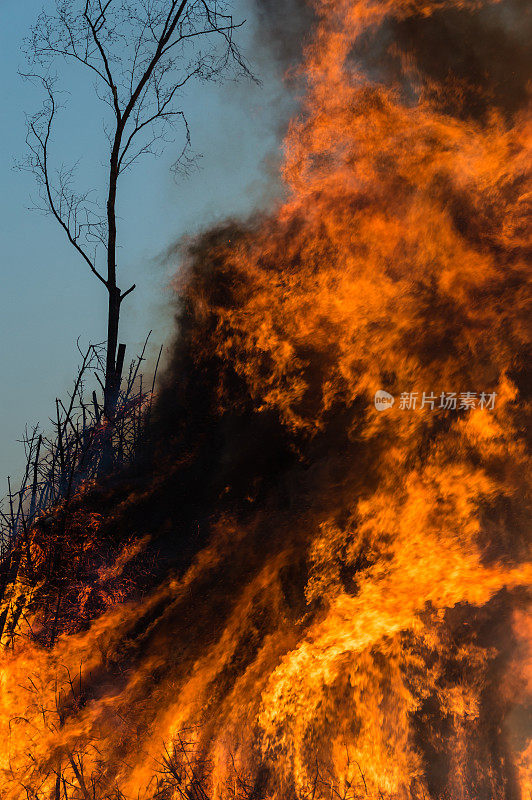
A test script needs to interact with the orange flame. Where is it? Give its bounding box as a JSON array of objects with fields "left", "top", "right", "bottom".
[{"left": 1, "top": 0, "right": 530, "bottom": 797}]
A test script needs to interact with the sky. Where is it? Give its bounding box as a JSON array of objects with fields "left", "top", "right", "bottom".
[{"left": 0, "top": 0, "right": 292, "bottom": 484}]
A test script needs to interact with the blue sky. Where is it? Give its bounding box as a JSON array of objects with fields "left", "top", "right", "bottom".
[{"left": 0, "top": 1, "right": 291, "bottom": 482}]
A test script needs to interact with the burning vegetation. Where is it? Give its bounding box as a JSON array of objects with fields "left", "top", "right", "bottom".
[{"left": 1, "top": 0, "right": 531, "bottom": 797}]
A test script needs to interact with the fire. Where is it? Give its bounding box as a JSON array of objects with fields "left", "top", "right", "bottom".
[{"left": 1, "top": 0, "right": 530, "bottom": 797}]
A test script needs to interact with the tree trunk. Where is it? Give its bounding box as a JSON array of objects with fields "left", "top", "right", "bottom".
[
  {"left": 104, "top": 147, "right": 120, "bottom": 420},
  {"left": 100, "top": 144, "right": 122, "bottom": 475},
  {"left": 104, "top": 285, "right": 121, "bottom": 419},
  {"left": 100, "top": 288, "right": 122, "bottom": 476}
]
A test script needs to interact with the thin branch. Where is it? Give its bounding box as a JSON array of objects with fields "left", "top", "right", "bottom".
[
  {"left": 22, "top": 76, "right": 108, "bottom": 288},
  {"left": 83, "top": 2, "right": 122, "bottom": 121},
  {"left": 120, "top": 283, "right": 136, "bottom": 303}
]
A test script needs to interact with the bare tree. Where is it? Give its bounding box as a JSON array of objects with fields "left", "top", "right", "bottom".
[{"left": 21, "top": 0, "right": 253, "bottom": 468}]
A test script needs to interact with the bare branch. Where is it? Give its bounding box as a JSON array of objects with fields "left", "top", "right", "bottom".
[
  {"left": 83, "top": 2, "right": 122, "bottom": 121},
  {"left": 20, "top": 74, "right": 108, "bottom": 288},
  {"left": 120, "top": 283, "right": 136, "bottom": 303}
]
